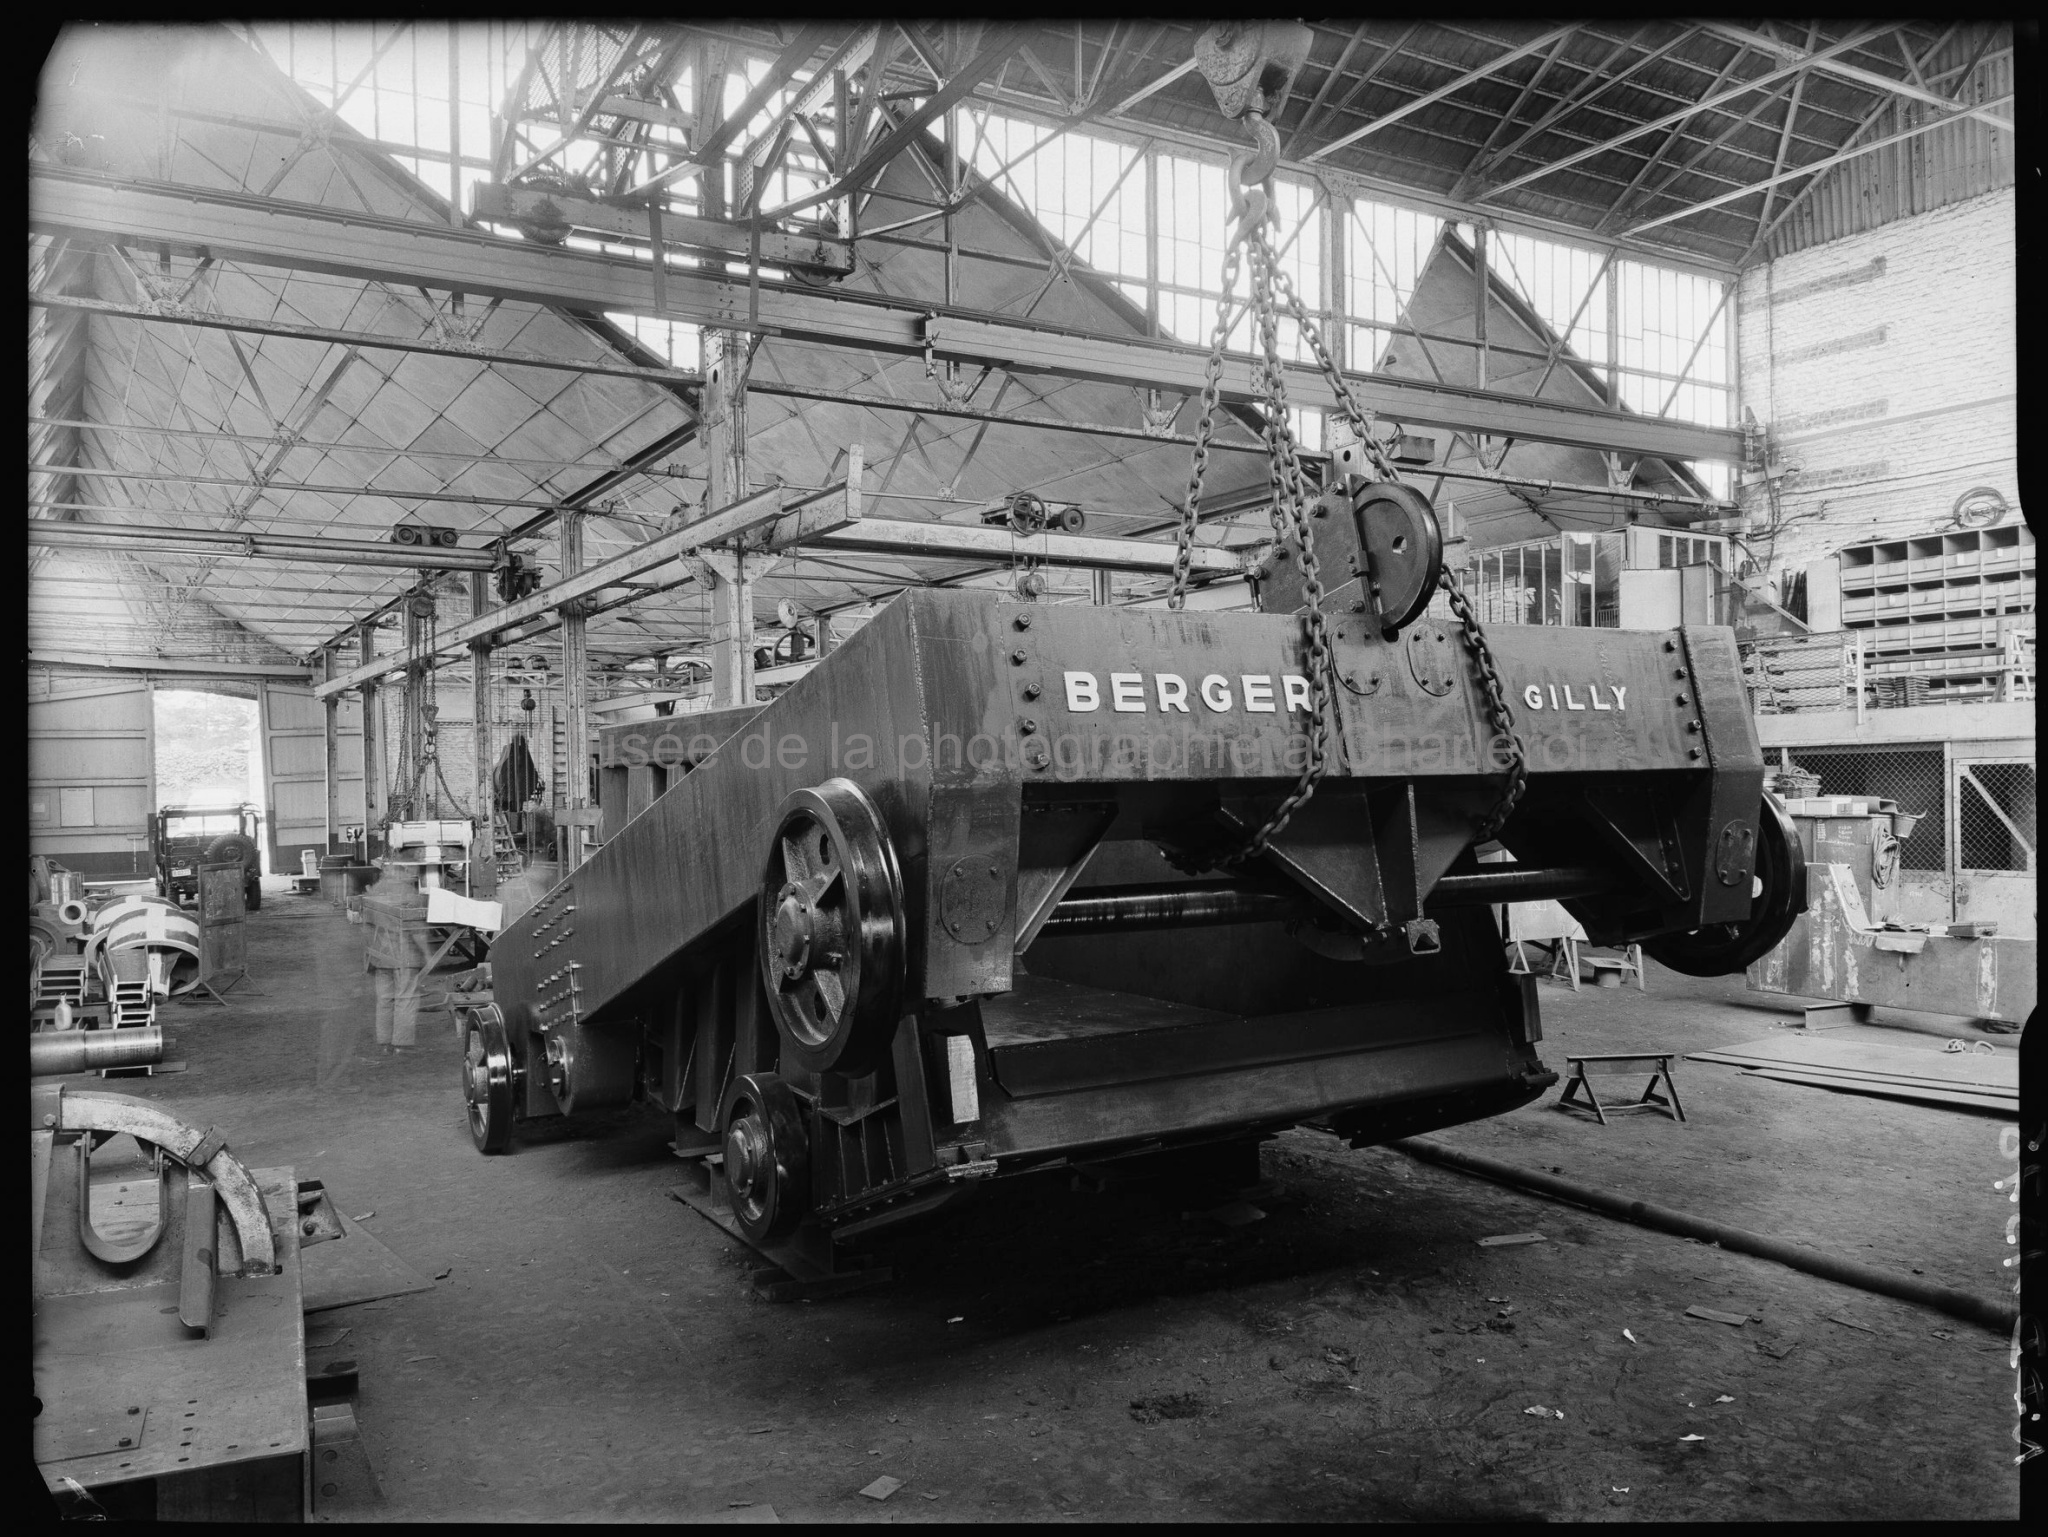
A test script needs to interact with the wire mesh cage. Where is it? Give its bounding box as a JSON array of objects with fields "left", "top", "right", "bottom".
[
  {"left": 1780, "top": 746, "right": 1947, "bottom": 872},
  {"left": 1956, "top": 761, "right": 2037, "bottom": 873}
]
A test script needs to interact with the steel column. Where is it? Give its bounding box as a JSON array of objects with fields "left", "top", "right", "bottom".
[
  {"left": 559, "top": 514, "right": 590, "bottom": 873},
  {"left": 357, "top": 619, "right": 382, "bottom": 860},
  {"left": 320, "top": 650, "right": 340, "bottom": 855},
  {"left": 470, "top": 571, "right": 495, "bottom": 897},
  {"left": 704, "top": 332, "right": 756, "bottom": 709}
]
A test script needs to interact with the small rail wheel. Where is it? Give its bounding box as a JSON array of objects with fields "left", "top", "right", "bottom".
[
  {"left": 462, "top": 1004, "right": 517, "bottom": 1154},
  {"left": 759, "top": 778, "right": 905, "bottom": 1077},
  {"left": 1644, "top": 794, "right": 1807, "bottom": 977},
  {"left": 719, "top": 1073, "right": 810, "bottom": 1243}
]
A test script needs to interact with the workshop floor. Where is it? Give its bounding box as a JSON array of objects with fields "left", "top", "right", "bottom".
[{"left": 124, "top": 885, "right": 2020, "bottom": 1522}]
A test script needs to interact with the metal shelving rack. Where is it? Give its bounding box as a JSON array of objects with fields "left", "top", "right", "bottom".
[{"left": 1837, "top": 525, "right": 2036, "bottom": 704}]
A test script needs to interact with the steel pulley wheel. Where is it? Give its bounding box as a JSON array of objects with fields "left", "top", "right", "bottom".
[
  {"left": 719, "top": 1072, "right": 810, "bottom": 1243},
  {"left": 758, "top": 778, "right": 905, "bottom": 1077},
  {"left": 1643, "top": 795, "right": 1808, "bottom": 977},
  {"left": 461, "top": 1004, "right": 517, "bottom": 1154},
  {"left": 1350, "top": 481, "right": 1444, "bottom": 635},
  {"left": 1006, "top": 493, "right": 1047, "bottom": 536}
]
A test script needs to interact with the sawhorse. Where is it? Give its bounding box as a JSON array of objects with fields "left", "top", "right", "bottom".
[{"left": 1557, "top": 1052, "right": 1685, "bottom": 1125}]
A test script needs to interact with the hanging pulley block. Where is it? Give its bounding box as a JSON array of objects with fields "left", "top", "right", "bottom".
[
  {"left": 1251, "top": 476, "right": 1444, "bottom": 636},
  {"left": 1193, "top": 21, "right": 1315, "bottom": 121}
]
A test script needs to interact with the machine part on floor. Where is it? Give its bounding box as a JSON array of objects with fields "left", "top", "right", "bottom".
[
  {"left": 1745, "top": 801, "right": 2035, "bottom": 1025},
  {"left": 36, "top": 1086, "right": 278, "bottom": 1276},
  {"left": 30, "top": 1025, "right": 164, "bottom": 1078},
  {"left": 1393, "top": 1136, "right": 2018, "bottom": 1335},
  {"left": 1643, "top": 792, "right": 1806, "bottom": 977},
  {"left": 33, "top": 1081, "right": 307, "bottom": 1518},
  {"left": 480, "top": 574, "right": 1775, "bottom": 1278},
  {"left": 460, "top": 1003, "right": 517, "bottom": 1154},
  {"left": 85, "top": 896, "right": 203, "bottom": 997},
  {"left": 309, "top": 1400, "right": 384, "bottom": 1518}
]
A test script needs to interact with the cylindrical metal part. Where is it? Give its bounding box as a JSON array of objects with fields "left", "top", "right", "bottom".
[
  {"left": 1393, "top": 1136, "right": 2017, "bottom": 1335},
  {"left": 1428, "top": 867, "right": 1619, "bottom": 906},
  {"left": 1037, "top": 883, "right": 1300, "bottom": 937},
  {"left": 31, "top": 1026, "right": 166, "bottom": 1077}
]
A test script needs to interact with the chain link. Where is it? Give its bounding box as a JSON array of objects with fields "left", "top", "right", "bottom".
[
  {"left": 1435, "top": 563, "right": 1527, "bottom": 840},
  {"left": 1169, "top": 241, "right": 1243, "bottom": 611},
  {"left": 1167, "top": 145, "right": 1530, "bottom": 863}
]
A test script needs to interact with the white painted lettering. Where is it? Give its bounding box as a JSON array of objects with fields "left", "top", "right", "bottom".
[
  {"left": 1548, "top": 685, "right": 1559, "bottom": 710},
  {"left": 1156, "top": 673, "right": 1190, "bottom": 713},
  {"left": 1241, "top": 675, "right": 1276, "bottom": 713},
  {"left": 1200, "top": 674, "right": 1233, "bottom": 712},
  {"left": 1611, "top": 686, "right": 1627, "bottom": 711},
  {"left": 1282, "top": 674, "right": 1313, "bottom": 713},
  {"left": 1524, "top": 685, "right": 1544, "bottom": 710},
  {"left": 1065, "top": 672, "right": 1100, "bottom": 712},
  {"left": 1591, "top": 685, "right": 1612, "bottom": 711},
  {"left": 1110, "top": 673, "right": 1145, "bottom": 712},
  {"left": 1564, "top": 685, "right": 1585, "bottom": 710}
]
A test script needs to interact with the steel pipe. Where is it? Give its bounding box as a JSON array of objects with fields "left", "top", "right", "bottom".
[
  {"left": 1393, "top": 1136, "right": 2018, "bottom": 1335},
  {"left": 31, "top": 1026, "right": 166, "bottom": 1077},
  {"left": 1036, "top": 867, "right": 1621, "bottom": 936},
  {"left": 1037, "top": 883, "right": 1299, "bottom": 937},
  {"left": 1428, "top": 867, "right": 1622, "bottom": 905}
]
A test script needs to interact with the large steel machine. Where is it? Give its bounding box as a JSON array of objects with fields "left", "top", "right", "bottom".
[
  {"left": 458, "top": 463, "right": 1803, "bottom": 1256},
  {"left": 455, "top": 22, "right": 1800, "bottom": 1254}
]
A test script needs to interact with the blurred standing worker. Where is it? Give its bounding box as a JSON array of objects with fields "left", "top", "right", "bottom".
[
  {"left": 362, "top": 854, "right": 433, "bottom": 1055},
  {"left": 494, "top": 734, "right": 544, "bottom": 854}
]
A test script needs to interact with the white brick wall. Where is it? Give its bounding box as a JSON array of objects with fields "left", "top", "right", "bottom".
[{"left": 1736, "top": 187, "right": 2016, "bottom": 585}]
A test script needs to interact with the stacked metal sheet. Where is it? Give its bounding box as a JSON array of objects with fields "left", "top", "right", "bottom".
[{"left": 1688, "top": 1034, "right": 2016, "bottom": 1113}]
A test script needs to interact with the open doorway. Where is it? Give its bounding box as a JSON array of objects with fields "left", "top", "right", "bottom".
[{"left": 152, "top": 688, "right": 267, "bottom": 874}]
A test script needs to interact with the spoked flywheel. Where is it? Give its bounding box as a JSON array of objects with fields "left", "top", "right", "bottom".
[
  {"left": 758, "top": 778, "right": 904, "bottom": 1077},
  {"left": 461, "top": 1003, "right": 518, "bottom": 1154},
  {"left": 719, "top": 1072, "right": 810, "bottom": 1243},
  {"left": 1643, "top": 794, "right": 1808, "bottom": 977}
]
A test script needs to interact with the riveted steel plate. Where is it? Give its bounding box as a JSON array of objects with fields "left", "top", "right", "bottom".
[
  {"left": 940, "top": 857, "right": 1006, "bottom": 945},
  {"left": 1406, "top": 624, "right": 1458, "bottom": 697},
  {"left": 1714, "top": 820, "right": 1757, "bottom": 887}
]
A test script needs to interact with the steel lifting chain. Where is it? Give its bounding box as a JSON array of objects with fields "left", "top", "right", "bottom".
[{"left": 1169, "top": 114, "right": 1527, "bottom": 861}]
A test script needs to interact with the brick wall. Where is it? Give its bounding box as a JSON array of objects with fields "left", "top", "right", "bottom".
[{"left": 1736, "top": 187, "right": 2016, "bottom": 587}]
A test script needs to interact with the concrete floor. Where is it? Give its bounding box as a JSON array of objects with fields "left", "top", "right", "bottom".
[{"left": 115, "top": 883, "right": 2019, "bottom": 1522}]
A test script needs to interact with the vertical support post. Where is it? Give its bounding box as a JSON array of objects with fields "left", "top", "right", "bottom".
[
  {"left": 469, "top": 570, "right": 495, "bottom": 897},
  {"left": 320, "top": 650, "right": 340, "bottom": 854},
  {"left": 1326, "top": 185, "right": 1345, "bottom": 374},
  {"left": 1472, "top": 223, "right": 1489, "bottom": 391},
  {"left": 942, "top": 106, "right": 958, "bottom": 309},
  {"left": 703, "top": 333, "right": 756, "bottom": 708},
  {"left": 1092, "top": 569, "right": 1114, "bottom": 607},
  {"left": 694, "top": 35, "right": 752, "bottom": 710},
  {"left": 357, "top": 620, "right": 382, "bottom": 861},
  {"left": 448, "top": 21, "right": 464, "bottom": 225},
  {"left": 1144, "top": 146, "right": 1160, "bottom": 337},
  {"left": 558, "top": 515, "right": 589, "bottom": 872},
  {"left": 1605, "top": 258, "right": 1621, "bottom": 409}
]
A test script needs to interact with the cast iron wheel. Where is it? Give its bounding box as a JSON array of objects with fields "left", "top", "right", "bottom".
[
  {"left": 1350, "top": 480, "right": 1444, "bottom": 634},
  {"left": 462, "top": 1004, "right": 517, "bottom": 1154},
  {"left": 1643, "top": 794, "right": 1807, "bottom": 977},
  {"left": 758, "top": 778, "right": 904, "bottom": 1077},
  {"left": 719, "top": 1072, "right": 810, "bottom": 1243}
]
